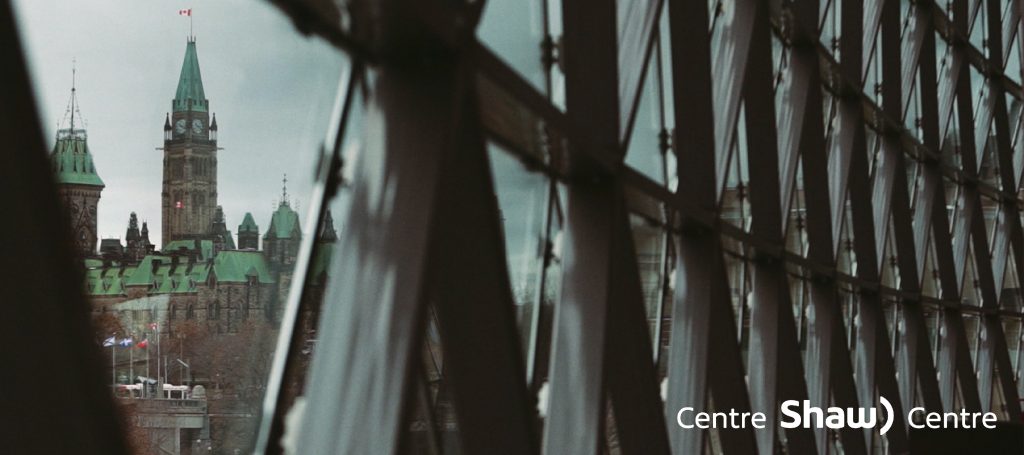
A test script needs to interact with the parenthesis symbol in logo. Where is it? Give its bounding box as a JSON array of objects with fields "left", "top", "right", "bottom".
[{"left": 879, "top": 396, "right": 894, "bottom": 435}]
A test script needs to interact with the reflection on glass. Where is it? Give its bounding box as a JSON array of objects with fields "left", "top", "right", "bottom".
[
  {"left": 487, "top": 143, "right": 565, "bottom": 396},
  {"left": 489, "top": 144, "right": 547, "bottom": 346},
  {"left": 629, "top": 215, "right": 669, "bottom": 352}
]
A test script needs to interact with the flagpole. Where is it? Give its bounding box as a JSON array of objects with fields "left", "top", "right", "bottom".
[
  {"left": 129, "top": 334, "right": 134, "bottom": 385},
  {"left": 157, "top": 321, "right": 161, "bottom": 390},
  {"left": 111, "top": 337, "right": 116, "bottom": 387}
]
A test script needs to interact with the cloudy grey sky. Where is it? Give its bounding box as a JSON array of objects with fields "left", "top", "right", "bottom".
[{"left": 13, "top": 0, "right": 346, "bottom": 248}]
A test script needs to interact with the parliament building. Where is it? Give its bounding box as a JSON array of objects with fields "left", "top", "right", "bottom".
[{"left": 48, "top": 38, "right": 332, "bottom": 454}]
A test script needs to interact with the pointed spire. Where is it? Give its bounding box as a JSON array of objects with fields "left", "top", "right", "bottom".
[
  {"left": 281, "top": 174, "right": 289, "bottom": 207},
  {"left": 210, "top": 113, "right": 218, "bottom": 130},
  {"left": 69, "top": 59, "right": 77, "bottom": 131},
  {"left": 126, "top": 212, "right": 140, "bottom": 241},
  {"left": 318, "top": 209, "right": 338, "bottom": 242},
  {"left": 164, "top": 113, "right": 171, "bottom": 131},
  {"left": 51, "top": 62, "right": 102, "bottom": 188},
  {"left": 59, "top": 59, "right": 86, "bottom": 137},
  {"left": 239, "top": 212, "right": 259, "bottom": 233},
  {"left": 173, "top": 39, "right": 208, "bottom": 112}
]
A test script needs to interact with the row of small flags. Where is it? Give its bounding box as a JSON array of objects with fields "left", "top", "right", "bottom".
[{"left": 103, "top": 336, "right": 149, "bottom": 348}]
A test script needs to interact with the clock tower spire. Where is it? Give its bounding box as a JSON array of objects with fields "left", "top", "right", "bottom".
[{"left": 162, "top": 37, "right": 218, "bottom": 247}]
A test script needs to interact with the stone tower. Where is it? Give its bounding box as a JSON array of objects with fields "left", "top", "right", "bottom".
[
  {"left": 124, "top": 212, "right": 153, "bottom": 263},
  {"left": 162, "top": 38, "right": 218, "bottom": 247},
  {"left": 238, "top": 212, "right": 259, "bottom": 250},
  {"left": 50, "top": 70, "right": 104, "bottom": 257}
]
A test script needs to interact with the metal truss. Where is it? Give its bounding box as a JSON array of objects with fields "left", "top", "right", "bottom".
[{"left": 255, "top": 0, "right": 1024, "bottom": 454}]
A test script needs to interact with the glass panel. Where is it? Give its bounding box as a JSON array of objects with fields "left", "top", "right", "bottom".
[
  {"left": 477, "top": 0, "right": 547, "bottom": 93},
  {"left": 630, "top": 215, "right": 669, "bottom": 351},
  {"left": 720, "top": 106, "right": 751, "bottom": 231},
  {"left": 624, "top": 39, "right": 669, "bottom": 184},
  {"left": 488, "top": 144, "right": 549, "bottom": 359}
]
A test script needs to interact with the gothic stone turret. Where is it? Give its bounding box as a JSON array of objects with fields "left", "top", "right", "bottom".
[{"left": 50, "top": 76, "right": 104, "bottom": 257}]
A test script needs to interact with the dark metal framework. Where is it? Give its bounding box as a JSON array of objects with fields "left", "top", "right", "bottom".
[
  {"left": 249, "top": 0, "right": 1024, "bottom": 453},
  {"left": 4, "top": 0, "right": 1024, "bottom": 453}
]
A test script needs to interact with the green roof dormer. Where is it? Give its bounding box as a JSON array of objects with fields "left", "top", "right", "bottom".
[{"left": 173, "top": 39, "right": 208, "bottom": 112}]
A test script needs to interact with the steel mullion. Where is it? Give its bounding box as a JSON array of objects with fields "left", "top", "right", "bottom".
[
  {"left": 837, "top": 2, "right": 904, "bottom": 450},
  {"left": 973, "top": 0, "right": 1024, "bottom": 417},
  {"left": 939, "top": 47, "right": 966, "bottom": 146},
  {"left": 710, "top": 0, "right": 758, "bottom": 201},
  {"left": 890, "top": 156, "right": 946, "bottom": 415},
  {"left": 849, "top": 127, "right": 913, "bottom": 450},
  {"left": 542, "top": 0, "right": 621, "bottom": 451},
  {"left": 786, "top": 1, "right": 869, "bottom": 449},
  {"left": 926, "top": 176, "right": 974, "bottom": 409},
  {"left": 827, "top": 101, "right": 859, "bottom": 257},
  {"left": 427, "top": 74, "right": 542, "bottom": 453},
  {"left": 884, "top": 0, "right": 949, "bottom": 422},
  {"left": 604, "top": 187, "right": 672, "bottom": 455},
  {"left": 940, "top": 0, "right": 989, "bottom": 412},
  {"left": 901, "top": 5, "right": 929, "bottom": 116},
  {"left": 966, "top": 193, "right": 1002, "bottom": 412},
  {"left": 861, "top": 0, "right": 884, "bottom": 80},
  {"left": 743, "top": 4, "right": 815, "bottom": 451},
  {"left": 870, "top": 138, "right": 898, "bottom": 273},
  {"left": 776, "top": 39, "right": 813, "bottom": 238},
  {"left": 617, "top": 0, "right": 664, "bottom": 146},
  {"left": 663, "top": 0, "right": 756, "bottom": 452},
  {"left": 1001, "top": 0, "right": 1020, "bottom": 65},
  {"left": 294, "top": 56, "right": 467, "bottom": 454},
  {"left": 952, "top": 44, "right": 981, "bottom": 286},
  {"left": 792, "top": 40, "right": 857, "bottom": 455},
  {"left": 544, "top": 184, "right": 615, "bottom": 455}
]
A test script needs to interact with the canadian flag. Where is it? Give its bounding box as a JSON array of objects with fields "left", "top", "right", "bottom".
[
  {"left": 149, "top": 322, "right": 158, "bottom": 330},
  {"left": 136, "top": 339, "right": 149, "bottom": 349},
  {"left": 178, "top": 8, "right": 192, "bottom": 16}
]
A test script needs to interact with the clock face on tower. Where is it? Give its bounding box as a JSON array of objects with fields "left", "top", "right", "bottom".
[
  {"left": 192, "top": 119, "right": 204, "bottom": 134},
  {"left": 175, "top": 119, "right": 186, "bottom": 135}
]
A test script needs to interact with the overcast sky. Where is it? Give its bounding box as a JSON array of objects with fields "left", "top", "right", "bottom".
[{"left": 13, "top": 0, "right": 346, "bottom": 248}]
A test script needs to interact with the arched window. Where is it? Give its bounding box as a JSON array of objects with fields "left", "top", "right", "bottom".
[
  {"left": 209, "top": 301, "right": 221, "bottom": 320},
  {"left": 186, "top": 304, "right": 195, "bottom": 320}
]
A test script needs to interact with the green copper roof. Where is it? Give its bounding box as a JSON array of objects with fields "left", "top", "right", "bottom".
[
  {"left": 265, "top": 203, "right": 301, "bottom": 240},
  {"left": 162, "top": 239, "right": 214, "bottom": 261},
  {"left": 85, "top": 265, "right": 131, "bottom": 296},
  {"left": 213, "top": 250, "right": 273, "bottom": 283},
  {"left": 85, "top": 248, "right": 273, "bottom": 296},
  {"left": 239, "top": 212, "right": 259, "bottom": 233},
  {"left": 173, "top": 40, "right": 208, "bottom": 112},
  {"left": 117, "top": 254, "right": 210, "bottom": 294},
  {"left": 50, "top": 136, "right": 104, "bottom": 187}
]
